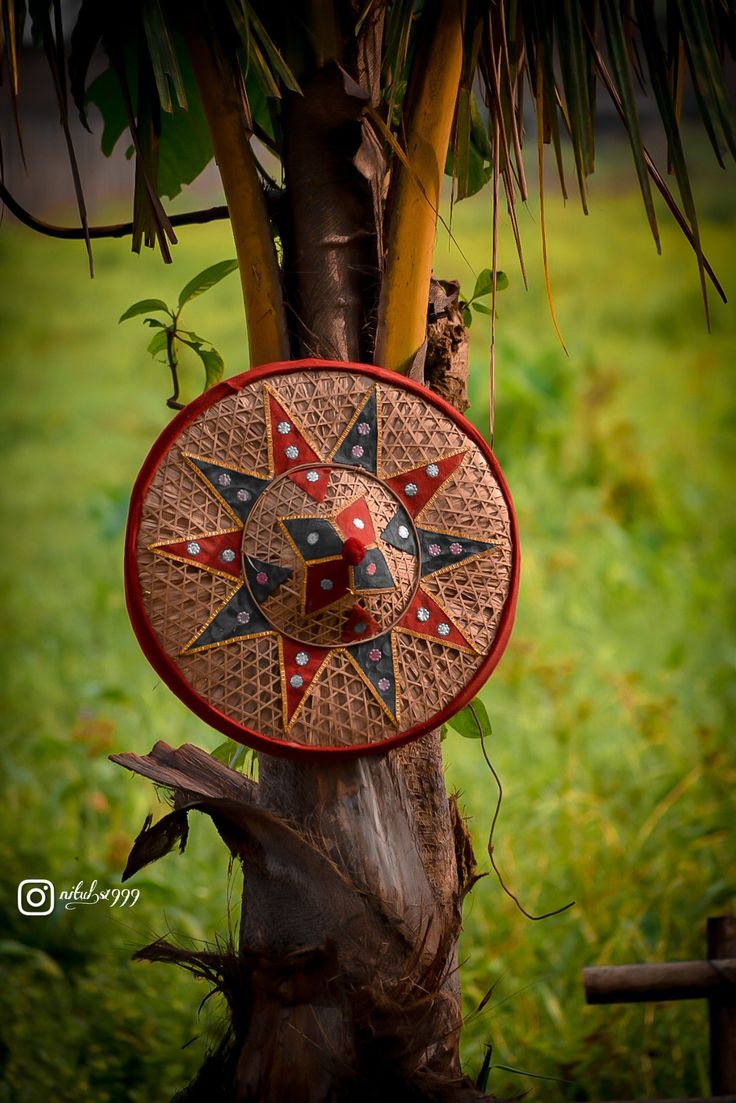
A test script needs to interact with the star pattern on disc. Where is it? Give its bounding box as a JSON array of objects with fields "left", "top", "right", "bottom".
[
  {"left": 149, "top": 381, "right": 499, "bottom": 731},
  {"left": 281, "top": 495, "right": 396, "bottom": 619}
]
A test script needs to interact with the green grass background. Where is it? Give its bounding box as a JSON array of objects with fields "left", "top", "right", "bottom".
[{"left": 0, "top": 141, "right": 734, "bottom": 1101}]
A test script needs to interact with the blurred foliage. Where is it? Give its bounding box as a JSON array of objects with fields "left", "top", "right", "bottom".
[
  {"left": 0, "top": 141, "right": 734, "bottom": 1101},
  {"left": 440, "top": 145, "right": 736, "bottom": 1099}
]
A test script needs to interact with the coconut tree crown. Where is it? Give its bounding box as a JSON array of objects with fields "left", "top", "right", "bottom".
[{"left": 2, "top": 0, "right": 734, "bottom": 368}]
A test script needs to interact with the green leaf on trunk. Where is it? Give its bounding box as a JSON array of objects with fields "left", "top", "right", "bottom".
[
  {"left": 471, "top": 268, "right": 508, "bottom": 300},
  {"left": 446, "top": 93, "right": 492, "bottom": 200},
  {"left": 85, "top": 66, "right": 130, "bottom": 158},
  {"left": 146, "top": 330, "right": 168, "bottom": 357},
  {"left": 177, "top": 331, "right": 225, "bottom": 390},
  {"left": 471, "top": 302, "right": 493, "bottom": 316},
  {"left": 177, "top": 260, "right": 239, "bottom": 312},
  {"left": 154, "top": 41, "right": 214, "bottom": 199},
  {"left": 119, "top": 298, "right": 171, "bottom": 322},
  {"left": 446, "top": 697, "right": 492, "bottom": 740},
  {"left": 193, "top": 346, "right": 225, "bottom": 390},
  {"left": 211, "top": 740, "right": 245, "bottom": 768}
]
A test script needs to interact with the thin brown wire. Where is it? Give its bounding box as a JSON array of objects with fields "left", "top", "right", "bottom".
[{"left": 468, "top": 700, "right": 575, "bottom": 922}]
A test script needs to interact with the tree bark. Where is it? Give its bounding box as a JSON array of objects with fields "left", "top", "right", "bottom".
[
  {"left": 239, "top": 23, "right": 478, "bottom": 1094},
  {"left": 114, "top": 5, "right": 491, "bottom": 1099},
  {"left": 114, "top": 341, "right": 483, "bottom": 1100},
  {"left": 281, "top": 63, "right": 383, "bottom": 363}
]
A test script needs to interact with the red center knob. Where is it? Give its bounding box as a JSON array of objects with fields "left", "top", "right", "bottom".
[{"left": 341, "top": 537, "right": 366, "bottom": 566}]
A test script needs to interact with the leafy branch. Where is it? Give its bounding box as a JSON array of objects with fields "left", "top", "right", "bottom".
[
  {"left": 459, "top": 267, "right": 509, "bottom": 329},
  {"left": 119, "top": 259, "right": 238, "bottom": 409}
]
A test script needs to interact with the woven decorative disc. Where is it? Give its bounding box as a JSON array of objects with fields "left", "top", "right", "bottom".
[{"left": 125, "top": 360, "right": 519, "bottom": 759}]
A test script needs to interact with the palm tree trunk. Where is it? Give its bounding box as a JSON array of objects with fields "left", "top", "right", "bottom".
[
  {"left": 116, "top": 6, "right": 491, "bottom": 1099},
  {"left": 238, "top": 18, "right": 477, "bottom": 1094}
]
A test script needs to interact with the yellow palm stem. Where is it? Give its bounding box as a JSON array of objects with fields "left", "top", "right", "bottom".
[
  {"left": 185, "top": 32, "right": 290, "bottom": 368},
  {"left": 375, "top": 0, "right": 465, "bottom": 374}
]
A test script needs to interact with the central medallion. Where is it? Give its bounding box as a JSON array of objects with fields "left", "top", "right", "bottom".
[{"left": 242, "top": 464, "right": 419, "bottom": 647}]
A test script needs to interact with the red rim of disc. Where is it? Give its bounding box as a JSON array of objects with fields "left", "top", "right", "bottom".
[{"left": 125, "top": 359, "right": 520, "bottom": 760}]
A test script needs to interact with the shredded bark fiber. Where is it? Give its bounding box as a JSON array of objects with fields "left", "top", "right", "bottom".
[{"left": 112, "top": 741, "right": 498, "bottom": 1101}]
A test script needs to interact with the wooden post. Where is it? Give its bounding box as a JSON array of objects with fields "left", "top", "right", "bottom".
[
  {"left": 708, "top": 917, "right": 736, "bottom": 1095},
  {"left": 583, "top": 959, "right": 736, "bottom": 1004},
  {"left": 583, "top": 916, "right": 736, "bottom": 1101}
]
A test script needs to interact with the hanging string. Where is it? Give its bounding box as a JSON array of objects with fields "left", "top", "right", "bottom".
[{"left": 468, "top": 701, "right": 575, "bottom": 922}]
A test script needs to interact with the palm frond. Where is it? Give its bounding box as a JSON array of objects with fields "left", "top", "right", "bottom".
[
  {"left": 0, "top": 0, "right": 25, "bottom": 157},
  {"left": 30, "top": 0, "right": 94, "bottom": 274},
  {"left": 223, "top": 0, "right": 300, "bottom": 97},
  {"left": 452, "top": 0, "right": 736, "bottom": 328},
  {"left": 1, "top": 0, "right": 733, "bottom": 306}
]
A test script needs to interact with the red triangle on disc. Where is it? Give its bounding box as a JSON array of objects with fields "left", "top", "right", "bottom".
[
  {"left": 268, "top": 392, "right": 322, "bottom": 469},
  {"left": 151, "top": 529, "right": 243, "bottom": 579},
  {"left": 384, "top": 450, "right": 466, "bottom": 517},
  {"left": 288, "top": 466, "right": 331, "bottom": 503},
  {"left": 305, "top": 558, "right": 350, "bottom": 614},
  {"left": 341, "top": 602, "right": 382, "bottom": 644},
  {"left": 280, "top": 638, "right": 331, "bottom": 728},
  {"left": 334, "top": 496, "right": 376, "bottom": 544},
  {"left": 397, "top": 587, "right": 474, "bottom": 652}
]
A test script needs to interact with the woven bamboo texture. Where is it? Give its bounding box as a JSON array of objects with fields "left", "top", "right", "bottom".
[{"left": 133, "top": 367, "right": 515, "bottom": 750}]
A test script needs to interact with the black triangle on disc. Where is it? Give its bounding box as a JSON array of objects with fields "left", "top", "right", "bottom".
[
  {"left": 183, "top": 584, "right": 272, "bottom": 652},
  {"left": 353, "top": 546, "right": 395, "bottom": 590},
  {"left": 332, "top": 388, "right": 379, "bottom": 473},
  {"left": 347, "top": 631, "right": 397, "bottom": 722},
  {"left": 187, "top": 456, "right": 270, "bottom": 523},
  {"left": 417, "top": 528, "right": 497, "bottom": 577},
  {"left": 282, "top": 516, "right": 344, "bottom": 561},
  {"left": 244, "top": 555, "right": 292, "bottom": 603},
  {"left": 380, "top": 507, "right": 417, "bottom": 556}
]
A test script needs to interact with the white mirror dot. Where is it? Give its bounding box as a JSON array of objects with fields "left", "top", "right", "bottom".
[
  {"left": 187, "top": 542, "right": 201, "bottom": 556},
  {"left": 277, "top": 421, "right": 291, "bottom": 434}
]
